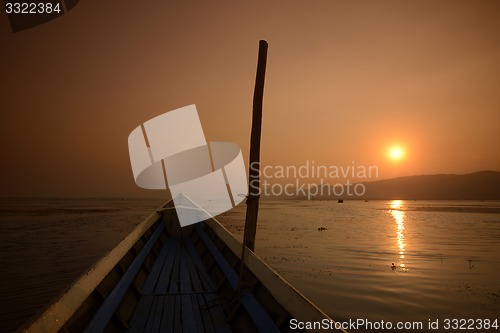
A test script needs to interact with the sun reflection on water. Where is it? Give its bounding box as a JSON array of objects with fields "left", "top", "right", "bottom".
[{"left": 390, "top": 200, "right": 406, "bottom": 268}]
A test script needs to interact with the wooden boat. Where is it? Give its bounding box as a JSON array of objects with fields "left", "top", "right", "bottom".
[{"left": 19, "top": 199, "right": 347, "bottom": 332}]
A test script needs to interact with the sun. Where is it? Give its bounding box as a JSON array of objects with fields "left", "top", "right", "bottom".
[{"left": 388, "top": 146, "right": 405, "bottom": 161}]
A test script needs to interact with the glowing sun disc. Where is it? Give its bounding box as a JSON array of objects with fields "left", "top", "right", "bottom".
[{"left": 389, "top": 147, "right": 405, "bottom": 160}]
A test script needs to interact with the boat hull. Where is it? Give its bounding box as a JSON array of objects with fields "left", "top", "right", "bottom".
[{"left": 20, "top": 202, "right": 346, "bottom": 333}]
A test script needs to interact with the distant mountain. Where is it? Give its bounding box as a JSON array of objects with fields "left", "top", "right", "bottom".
[{"left": 359, "top": 170, "right": 500, "bottom": 200}]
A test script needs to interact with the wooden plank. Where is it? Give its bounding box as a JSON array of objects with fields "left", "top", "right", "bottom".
[
  {"left": 84, "top": 222, "right": 165, "bottom": 333},
  {"left": 191, "top": 293, "right": 206, "bottom": 333},
  {"left": 154, "top": 296, "right": 167, "bottom": 332},
  {"left": 173, "top": 295, "right": 182, "bottom": 333},
  {"left": 204, "top": 218, "right": 347, "bottom": 333},
  {"left": 181, "top": 244, "right": 205, "bottom": 332},
  {"left": 167, "top": 240, "right": 182, "bottom": 294},
  {"left": 195, "top": 224, "right": 280, "bottom": 333},
  {"left": 179, "top": 248, "right": 197, "bottom": 333},
  {"left": 145, "top": 296, "right": 164, "bottom": 333},
  {"left": 185, "top": 238, "right": 231, "bottom": 333},
  {"left": 129, "top": 237, "right": 175, "bottom": 332},
  {"left": 240, "top": 290, "right": 280, "bottom": 333},
  {"left": 203, "top": 292, "right": 231, "bottom": 333},
  {"left": 194, "top": 225, "right": 238, "bottom": 288},
  {"left": 143, "top": 296, "right": 159, "bottom": 333},
  {"left": 127, "top": 295, "right": 154, "bottom": 333},
  {"left": 179, "top": 247, "right": 193, "bottom": 293},
  {"left": 21, "top": 210, "right": 162, "bottom": 333},
  {"left": 155, "top": 237, "right": 180, "bottom": 294},
  {"left": 184, "top": 238, "right": 218, "bottom": 333},
  {"left": 183, "top": 239, "right": 204, "bottom": 293},
  {"left": 197, "top": 293, "right": 216, "bottom": 333},
  {"left": 180, "top": 295, "right": 197, "bottom": 332},
  {"left": 141, "top": 236, "right": 175, "bottom": 294},
  {"left": 159, "top": 295, "right": 175, "bottom": 333},
  {"left": 184, "top": 237, "right": 216, "bottom": 291}
]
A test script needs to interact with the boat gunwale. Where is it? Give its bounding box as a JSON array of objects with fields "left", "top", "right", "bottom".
[
  {"left": 203, "top": 217, "right": 347, "bottom": 333},
  {"left": 20, "top": 202, "right": 347, "bottom": 333},
  {"left": 19, "top": 207, "right": 162, "bottom": 333}
]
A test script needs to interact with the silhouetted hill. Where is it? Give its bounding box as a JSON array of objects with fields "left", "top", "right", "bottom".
[{"left": 360, "top": 170, "right": 500, "bottom": 200}]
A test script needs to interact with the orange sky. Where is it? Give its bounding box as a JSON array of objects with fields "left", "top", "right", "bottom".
[{"left": 1, "top": 0, "right": 499, "bottom": 197}]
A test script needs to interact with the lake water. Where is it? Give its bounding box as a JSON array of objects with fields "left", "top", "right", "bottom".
[
  {"left": 1, "top": 198, "right": 499, "bottom": 332},
  {"left": 0, "top": 198, "right": 165, "bottom": 333},
  {"left": 218, "top": 200, "right": 500, "bottom": 332}
]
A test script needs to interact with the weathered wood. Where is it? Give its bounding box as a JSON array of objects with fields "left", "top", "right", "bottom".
[
  {"left": 195, "top": 224, "right": 280, "bottom": 333},
  {"left": 243, "top": 40, "right": 268, "bottom": 252},
  {"left": 159, "top": 295, "right": 176, "bottom": 333},
  {"left": 168, "top": 241, "right": 182, "bottom": 293},
  {"left": 144, "top": 296, "right": 161, "bottom": 333},
  {"left": 185, "top": 237, "right": 231, "bottom": 333},
  {"left": 183, "top": 242, "right": 205, "bottom": 294},
  {"left": 84, "top": 222, "right": 165, "bottom": 333},
  {"left": 21, "top": 211, "right": 162, "bottom": 333},
  {"left": 184, "top": 237, "right": 216, "bottom": 291},
  {"left": 173, "top": 295, "right": 182, "bottom": 333},
  {"left": 155, "top": 237, "right": 180, "bottom": 294},
  {"left": 127, "top": 295, "right": 154, "bottom": 333},
  {"left": 141, "top": 236, "right": 175, "bottom": 294},
  {"left": 22, "top": 199, "right": 347, "bottom": 333},
  {"left": 190, "top": 293, "right": 205, "bottom": 333},
  {"left": 197, "top": 293, "right": 216, "bottom": 333},
  {"left": 204, "top": 217, "right": 348, "bottom": 333},
  {"left": 179, "top": 248, "right": 197, "bottom": 333}
]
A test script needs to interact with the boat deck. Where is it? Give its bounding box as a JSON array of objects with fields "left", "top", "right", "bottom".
[
  {"left": 76, "top": 220, "right": 290, "bottom": 333},
  {"left": 127, "top": 235, "right": 231, "bottom": 333},
  {"left": 24, "top": 206, "right": 344, "bottom": 333}
]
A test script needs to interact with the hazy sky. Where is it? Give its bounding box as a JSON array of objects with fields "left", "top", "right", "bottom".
[{"left": 1, "top": 0, "right": 499, "bottom": 197}]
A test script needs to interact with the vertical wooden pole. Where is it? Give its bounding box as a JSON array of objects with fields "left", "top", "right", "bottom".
[{"left": 243, "top": 40, "right": 268, "bottom": 252}]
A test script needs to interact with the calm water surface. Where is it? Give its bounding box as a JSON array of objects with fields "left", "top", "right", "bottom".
[
  {"left": 0, "top": 198, "right": 164, "bottom": 333},
  {"left": 1, "top": 198, "right": 499, "bottom": 332},
  {"left": 218, "top": 200, "right": 500, "bottom": 332}
]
